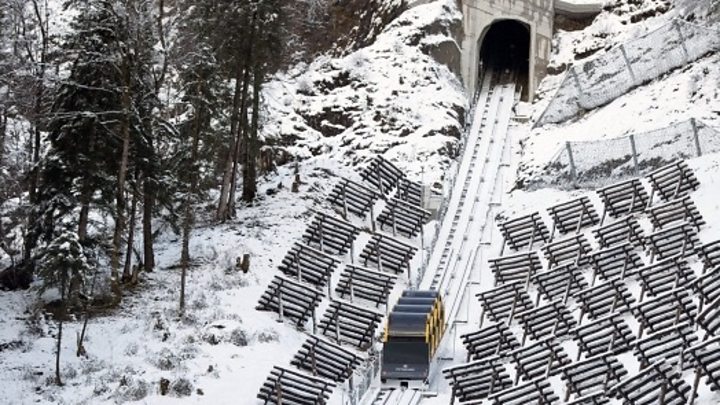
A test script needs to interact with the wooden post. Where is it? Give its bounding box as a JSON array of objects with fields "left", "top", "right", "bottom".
[
  {"left": 691, "top": 118, "right": 702, "bottom": 157},
  {"left": 342, "top": 183, "right": 349, "bottom": 219},
  {"left": 311, "top": 344, "right": 318, "bottom": 376},
  {"left": 295, "top": 252, "right": 303, "bottom": 283},
  {"left": 629, "top": 134, "right": 640, "bottom": 176},
  {"left": 566, "top": 141, "right": 578, "bottom": 184},
  {"left": 507, "top": 289, "right": 519, "bottom": 327},
  {"left": 689, "top": 365, "right": 702, "bottom": 405},
  {"left": 278, "top": 289, "right": 285, "bottom": 323}
]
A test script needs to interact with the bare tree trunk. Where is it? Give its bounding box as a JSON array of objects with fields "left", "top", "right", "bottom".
[
  {"left": 154, "top": 0, "right": 168, "bottom": 93},
  {"left": 56, "top": 273, "right": 65, "bottom": 386},
  {"left": 216, "top": 65, "right": 245, "bottom": 221},
  {"left": 232, "top": 15, "right": 257, "bottom": 210},
  {"left": 77, "top": 186, "right": 92, "bottom": 243},
  {"left": 243, "top": 61, "right": 262, "bottom": 203},
  {"left": 23, "top": 0, "right": 49, "bottom": 265},
  {"left": 228, "top": 60, "right": 252, "bottom": 214},
  {"left": 0, "top": 108, "right": 6, "bottom": 167},
  {"left": 180, "top": 94, "right": 203, "bottom": 313},
  {"left": 142, "top": 177, "right": 154, "bottom": 272},
  {"left": 123, "top": 178, "right": 139, "bottom": 282},
  {"left": 111, "top": 60, "right": 132, "bottom": 301}
]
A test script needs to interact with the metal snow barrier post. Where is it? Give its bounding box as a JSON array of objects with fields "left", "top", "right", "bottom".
[
  {"left": 566, "top": 141, "right": 578, "bottom": 185},
  {"left": 691, "top": 118, "right": 703, "bottom": 157},
  {"left": 629, "top": 134, "right": 640, "bottom": 176},
  {"left": 673, "top": 19, "right": 691, "bottom": 63},
  {"left": 619, "top": 44, "right": 637, "bottom": 84}
]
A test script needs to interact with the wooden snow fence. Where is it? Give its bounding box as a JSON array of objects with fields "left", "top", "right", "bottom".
[
  {"left": 573, "top": 278, "right": 636, "bottom": 321},
  {"left": 461, "top": 322, "right": 521, "bottom": 362},
  {"left": 327, "top": 177, "right": 381, "bottom": 219},
  {"left": 685, "top": 335, "right": 720, "bottom": 402},
  {"left": 633, "top": 322, "right": 697, "bottom": 370},
  {"left": 607, "top": 360, "right": 691, "bottom": 405},
  {"left": 507, "top": 337, "right": 571, "bottom": 383},
  {"left": 516, "top": 300, "right": 577, "bottom": 343},
  {"left": 596, "top": 178, "right": 649, "bottom": 222},
  {"left": 317, "top": 299, "right": 383, "bottom": 350},
  {"left": 694, "top": 265, "right": 720, "bottom": 311},
  {"left": 488, "top": 251, "right": 543, "bottom": 287},
  {"left": 592, "top": 215, "right": 645, "bottom": 249},
  {"left": 256, "top": 275, "right": 324, "bottom": 327},
  {"left": 278, "top": 243, "right": 340, "bottom": 292},
  {"left": 588, "top": 242, "right": 643, "bottom": 284},
  {"left": 442, "top": 356, "right": 513, "bottom": 404},
  {"left": 565, "top": 392, "right": 609, "bottom": 405},
  {"left": 302, "top": 211, "right": 361, "bottom": 256},
  {"left": 376, "top": 197, "right": 430, "bottom": 238},
  {"left": 559, "top": 354, "right": 628, "bottom": 402},
  {"left": 646, "top": 195, "right": 705, "bottom": 231},
  {"left": 541, "top": 234, "right": 593, "bottom": 269},
  {"left": 498, "top": 212, "right": 551, "bottom": 253},
  {"left": 359, "top": 155, "right": 404, "bottom": 197},
  {"left": 631, "top": 288, "right": 697, "bottom": 338},
  {"left": 696, "top": 296, "right": 720, "bottom": 337},
  {"left": 290, "top": 336, "right": 363, "bottom": 383},
  {"left": 571, "top": 313, "right": 636, "bottom": 359},
  {"left": 476, "top": 281, "right": 534, "bottom": 326},
  {"left": 646, "top": 160, "right": 700, "bottom": 203},
  {"left": 257, "top": 366, "right": 336, "bottom": 405},
  {"left": 547, "top": 196, "right": 600, "bottom": 237},
  {"left": 396, "top": 177, "right": 423, "bottom": 208},
  {"left": 636, "top": 256, "right": 696, "bottom": 299},
  {"left": 532, "top": 263, "right": 588, "bottom": 304},
  {"left": 334, "top": 264, "right": 397, "bottom": 307},
  {"left": 358, "top": 232, "right": 417, "bottom": 277},
  {"left": 645, "top": 221, "right": 701, "bottom": 262},
  {"left": 699, "top": 240, "right": 720, "bottom": 271},
  {"left": 487, "top": 377, "right": 560, "bottom": 405}
]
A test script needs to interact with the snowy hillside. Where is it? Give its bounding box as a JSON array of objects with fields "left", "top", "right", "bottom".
[{"left": 1, "top": 0, "right": 720, "bottom": 404}]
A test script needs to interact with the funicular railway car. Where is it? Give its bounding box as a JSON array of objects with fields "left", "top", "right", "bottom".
[{"left": 381, "top": 290, "right": 445, "bottom": 383}]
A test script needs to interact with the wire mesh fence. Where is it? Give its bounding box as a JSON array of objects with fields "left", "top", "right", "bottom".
[
  {"left": 531, "top": 119, "right": 720, "bottom": 189},
  {"left": 537, "top": 19, "right": 720, "bottom": 126}
]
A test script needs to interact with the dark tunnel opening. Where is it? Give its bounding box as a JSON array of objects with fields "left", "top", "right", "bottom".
[{"left": 478, "top": 20, "right": 531, "bottom": 101}]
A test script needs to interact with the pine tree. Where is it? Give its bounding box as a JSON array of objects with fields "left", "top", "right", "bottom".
[
  {"left": 175, "top": 1, "right": 223, "bottom": 312},
  {"left": 36, "top": 223, "right": 91, "bottom": 386}
]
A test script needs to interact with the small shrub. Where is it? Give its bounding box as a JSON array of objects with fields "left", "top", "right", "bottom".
[
  {"left": 230, "top": 328, "right": 248, "bottom": 347},
  {"left": 154, "top": 348, "right": 179, "bottom": 371},
  {"left": 171, "top": 378, "right": 193, "bottom": 397}
]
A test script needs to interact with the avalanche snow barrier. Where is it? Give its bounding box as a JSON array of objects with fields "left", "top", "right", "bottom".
[
  {"left": 536, "top": 19, "right": 720, "bottom": 126},
  {"left": 534, "top": 119, "right": 720, "bottom": 188},
  {"left": 443, "top": 160, "right": 720, "bottom": 404}
]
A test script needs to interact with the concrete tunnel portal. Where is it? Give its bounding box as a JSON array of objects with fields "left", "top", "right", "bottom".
[{"left": 478, "top": 19, "right": 531, "bottom": 100}]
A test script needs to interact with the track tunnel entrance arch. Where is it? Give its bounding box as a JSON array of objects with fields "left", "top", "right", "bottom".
[
  {"left": 478, "top": 19, "right": 531, "bottom": 100},
  {"left": 459, "top": 0, "right": 555, "bottom": 102}
]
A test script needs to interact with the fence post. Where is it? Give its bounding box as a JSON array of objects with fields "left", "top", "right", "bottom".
[
  {"left": 691, "top": 118, "right": 702, "bottom": 157},
  {"left": 566, "top": 142, "right": 578, "bottom": 183},
  {"left": 619, "top": 44, "right": 637, "bottom": 84},
  {"left": 673, "top": 19, "right": 691, "bottom": 62},
  {"left": 629, "top": 134, "right": 640, "bottom": 175}
]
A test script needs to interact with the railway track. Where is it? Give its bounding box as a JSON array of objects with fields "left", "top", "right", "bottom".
[
  {"left": 373, "top": 65, "right": 519, "bottom": 405},
  {"left": 371, "top": 388, "right": 423, "bottom": 405}
]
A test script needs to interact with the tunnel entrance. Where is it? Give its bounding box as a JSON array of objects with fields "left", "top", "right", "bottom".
[{"left": 478, "top": 20, "right": 531, "bottom": 101}]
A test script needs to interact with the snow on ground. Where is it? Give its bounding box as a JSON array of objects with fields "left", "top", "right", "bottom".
[
  {"left": 524, "top": 1, "right": 720, "bottom": 183},
  {"left": 263, "top": 0, "right": 467, "bottom": 189},
  {"left": 0, "top": 1, "right": 464, "bottom": 404},
  {"left": 0, "top": 159, "right": 352, "bottom": 405}
]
